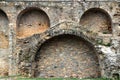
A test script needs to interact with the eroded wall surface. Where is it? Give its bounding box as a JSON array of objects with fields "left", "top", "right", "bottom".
[
  {"left": 35, "top": 35, "right": 100, "bottom": 78},
  {"left": 0, "top": 0, "right": 119, "bottom": 79}
]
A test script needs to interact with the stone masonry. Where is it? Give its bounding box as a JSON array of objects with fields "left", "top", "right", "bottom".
[{"left": 0, "top": 0, "right": 120, "bottom": 79}]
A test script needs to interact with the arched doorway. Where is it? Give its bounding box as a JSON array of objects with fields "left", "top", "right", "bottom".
[
  {"left": 80, "top": 8, "right": 112, "bottom": 34},
  {"left": 35, "top": 34, "right": 101, "bottom": 78},
  {"left": 16, "top": 7, "right": 50, "bottom": 39}
]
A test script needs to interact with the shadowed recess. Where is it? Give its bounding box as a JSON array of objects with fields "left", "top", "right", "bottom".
[
  {"left": 35, "top": 34, "right": 101, "bottom": 78},
  {"left": 0, "top": 10, "right": 9, "bottom": 49},
  {"left": 80, "top": 8, "right": 112, "bottom": 34},
  {"left": 0, "top": 9, "right": 9, "bottom": 76},
  {"left": 17, "top": 7, "right": 50, "bottom": 38}
]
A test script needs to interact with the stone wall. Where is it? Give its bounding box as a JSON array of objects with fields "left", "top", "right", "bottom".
[
  {"left": 35, "top": 34, "right": 100, "bottom": 78},
  {"left": 0, "top": 0, "right": 119, "bottom": 79}
]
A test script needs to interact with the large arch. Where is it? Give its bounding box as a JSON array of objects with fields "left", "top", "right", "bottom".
[
  {"left": 34, "top": 34, "right": 101, "bottom": 78},
  {"left": 80, "top": 8, "right": 112, "bottom": 34},
  {"left": 16, "top": 7, "right": 50, "bottom": 39},
  {"left": 17, "top": 22, "right": 100, "bottom": 77},
  {"left": 0, "top": 9, "right": 9, "bottom": 76}
]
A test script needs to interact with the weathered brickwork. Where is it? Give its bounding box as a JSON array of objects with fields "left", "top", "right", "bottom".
[
  {"left": 0, "top": 0, "right": 120, "bottom": 79},
  {"left": 35, "top": 35, "right": 100, "bottom": 78}
]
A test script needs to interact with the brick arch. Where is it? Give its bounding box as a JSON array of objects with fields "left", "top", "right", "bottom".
[
  {"left": 16, "top": 7, "right": 50, "bottom": 39},
  {"left": 34, "top": 34, "right": 101, "bottom": 78},
  {"left": 36, "top": 29, "right": 95, "bottom": 50},
  {"left": 80, "top": 8, "right": 112, "bottom": 34},
  {"left": 32, "top": 28, "right": 96, "bottom": 60},
  {"left": 17, "top": 22, "right": 99, "bottom": 77}
]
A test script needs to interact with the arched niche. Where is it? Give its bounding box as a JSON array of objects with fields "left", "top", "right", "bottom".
[
  {"left": 35, "top": 34, "right": 101, "bottom": 78},
  {"left": 16, "top": 7, "right": 50, "bottom": 39},
  {"left": 0, "top": 9, "right": 9, "bottom": 49},
  {"left": 0, "top": 9, "right": 9, "bottom": 76},
  {"left": 80, "top": 8, "right": 112, "bottom": 34}
]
